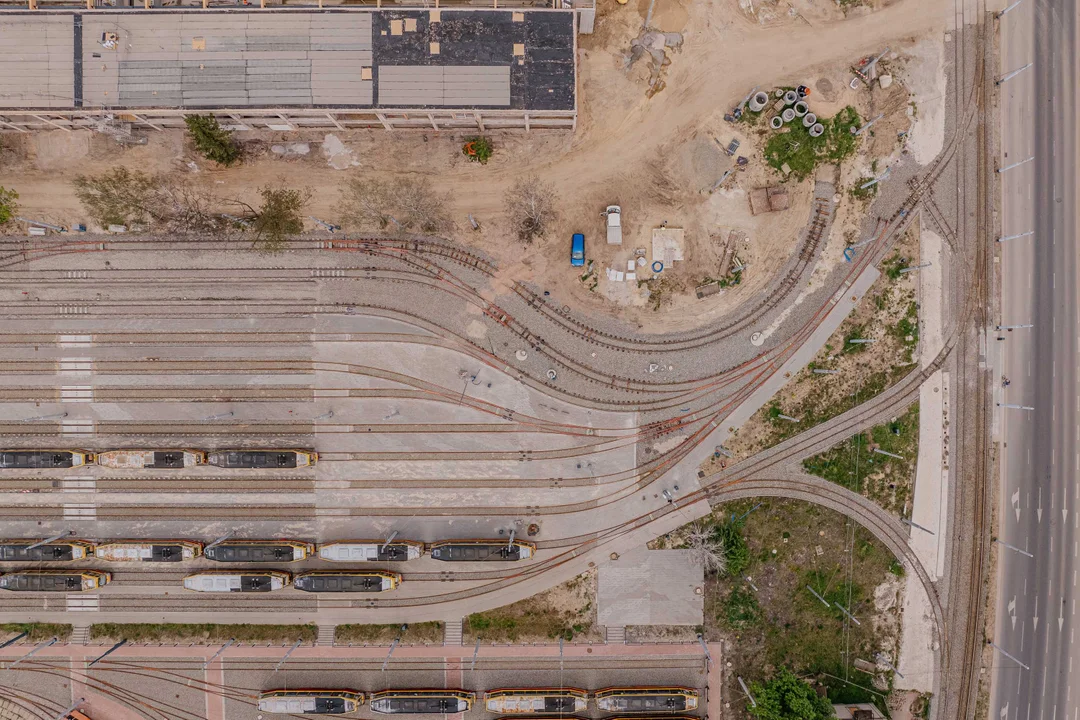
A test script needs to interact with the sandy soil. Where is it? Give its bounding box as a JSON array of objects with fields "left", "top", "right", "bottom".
[{"left": 0, "top": 0, "right": 948, "bottom": 332}]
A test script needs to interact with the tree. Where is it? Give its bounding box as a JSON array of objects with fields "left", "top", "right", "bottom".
[
  {"left": 184, "top": 115, "right": 241, "bottom": 166},
  {"left": 72, "top": 167, "right": 167, "bottom": 228},
  {"left": 685, "top": 521, "right": 727, "bottom": 575},
  {"left": 250, "top": 184, "right": 310, "bottom": 252},
  {"left": 748, "top": 668, "right": 835, "bottom": 720},
  {"left": 338, "top": 176, "right": 453, "bottom": 236},
  {"left": 0, "top": 186, "right": 18, "bottom": 225},
  {"left": 71, "top": 168, "right": 234, "bottom": 234},
  {"left": 503, "top": 176, "right": 557, "bottom": 244}
]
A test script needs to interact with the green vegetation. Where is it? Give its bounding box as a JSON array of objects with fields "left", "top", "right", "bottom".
[
  {"left": 464, "top": 574, "right": 598, "bottom": 642},
  {"left": 89, "top": 623, "right": 316, "bottom": 644},
  {"left": 462, "top": 136, "right": 494, "bottom": 164},
  {"left": 748, "top": 668, "right": 836, "bottom": 720},
  {"left": 0, "top": 186, "right": 18, "bottom": 224},
  {"left": 184, "top": 114, "right": 241, "bottom": 166},
  {"left": 336, "top": 622, "right": 443, "bottom": 645},
  {"left": 850, "top": 179, "right": 878, "bottom": 201},
  {"left": 841, "top": 324, "right": 869, "bottom": 355},
  {"left": 700, "top": 499, "right": 898, "bottom": 714},
  {"left": 1, "top": 623, "right": 71, "bottom": 641},
  {"left": 764, "top": 106, "right": 861, "bottom": 179},
  {"left": 881, "top": 253, "right": 908, "bottom": 281},
  {"left": 251, "top": 183, "right": 311, "bottom": 252},
  {"left": 72, "top": 167, "right": 164, "bottom": 227},
  {"left": 722, "top": 586, "right": 761, "bottom": 631},
  {"left": 715, "top": 518, "right": 751, "bottom": 577},
  {"left": 802, "top": 403, "right": 920, "bottom": 514}
]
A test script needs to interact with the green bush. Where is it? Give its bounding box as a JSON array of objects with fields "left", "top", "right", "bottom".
[
  {"left": 184, "top": 114, "right": 241, "bottom": 166},
  {"left": 749, "top": 668, "right": 835, "bottom": 720},
  {"left": 463, "top": 136, "right": 494, "bottom": 164},
  {"left": 0, "top": 186, "right": 18, "bottom": 224},
  {"left": 714, "top": 522, "right": 750, "bottom": 577}
]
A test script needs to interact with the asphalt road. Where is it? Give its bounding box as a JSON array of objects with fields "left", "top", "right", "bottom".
[{"left": 991, "top": 2, "right": 1079, "bottom": 719}]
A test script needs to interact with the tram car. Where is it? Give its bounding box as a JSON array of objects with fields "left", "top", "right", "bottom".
[
  {"left": 257, "top": 690, "right": 365, "bottom": 715},
  {"left": 370, "top": 690, "right": 474, "bottom": 714},
  {"left": 182, "top": 570, "right": 291, "bottom": 593},
  {"left": 96, "top": 449, "right": 206, "bottom": 469},
  {"left": 94, "top": 540, "right": 203, "bottom": 562},
  {"left": 0, "top": 569, "right": 111, "bottom": 592},
  {"left": 0, "top": 538, "right": 94, "bottom": 561},
  {"left": 593, "top": 688, "right": 699, "bottom": 713},
  {"left": 0, "top": 450, "right": 94, "bottom": 469},
  {"left": 203, "top": 540, "right": 313, "bottom": 563},
  {"left": 484, "top": 689, "right": 589, "bottom": 714},
  {"left": 318, "top": 540, "right": 424, "bottom": 563},
  {"left": 207, "top": 449, "right": 317, "bottom": 469},
  {"left": 293, "top": 571, "right": 401, "bottom": 593},
  {"left": 428, "top": 539, "right": 535, "bottom": 562}
]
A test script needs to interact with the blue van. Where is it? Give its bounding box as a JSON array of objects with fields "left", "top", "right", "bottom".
[{"left": 571, "top": 233, "right": 585, "bottom": 267}]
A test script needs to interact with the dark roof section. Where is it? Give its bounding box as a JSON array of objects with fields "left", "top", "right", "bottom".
[{"left": 371, "top": 9, "right": 574, "bottom": 111}]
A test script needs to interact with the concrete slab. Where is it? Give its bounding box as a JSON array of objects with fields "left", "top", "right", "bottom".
[{"left": 598, "top": 549, "right": 704, "bottom": 626}]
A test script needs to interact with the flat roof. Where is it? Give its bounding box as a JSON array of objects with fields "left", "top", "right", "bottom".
[{"left": 0, "top": 8, "right": 575, "bottom": 111}]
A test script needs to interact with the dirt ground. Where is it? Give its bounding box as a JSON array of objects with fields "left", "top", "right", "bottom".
[
  {"left": 463, "top": 571, "right": 602, "bottom": 643},
  {"left": 0, "top": 0, "right": 947, "bottom": 332}
]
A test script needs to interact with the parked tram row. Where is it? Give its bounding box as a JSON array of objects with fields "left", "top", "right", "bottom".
[
  {"left": 258, "top": 687, "right": 700, "bottom": 717},
  {"left": 0, "top": 538, "right": 535, "bottom": 564},
  {"left": 0, "top": 449, "right": 317, "bottom": 469},
  {"left": 0, "top": 537, "right": 538, "bottom": 593}
]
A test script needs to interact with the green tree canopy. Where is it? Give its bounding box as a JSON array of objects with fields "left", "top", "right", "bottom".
[
  {"left": 0, "top": 186, "right": 18, "bottom": 225},
  {"left": 251, "top": 184, "right": 310, "bottom": 252},
  {"left": 749, "top": 668, "right": 835, "bottom": 720},
  {"left": 184, "top": 114, "right": 241, "bottom": 166}
]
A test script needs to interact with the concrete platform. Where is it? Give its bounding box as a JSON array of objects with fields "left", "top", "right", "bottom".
[{"left": 597, "top": 549, "right": 704, "bottom": 627}]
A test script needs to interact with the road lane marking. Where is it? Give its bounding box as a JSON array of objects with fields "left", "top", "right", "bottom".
[
  {"left": 63, "top": 476, "right": 94, "bottom": 493},
  {"left": 62, "top": 503, "right": 96, "bottom": 520},
  {"left": 59, "top": 358, "right": 92, "bottom": 374},
  {"left": 61, "top": 419, "right": 93, "bottom": 436},
  {"left": 57, "top": 334, "right": 92, "bottom": 348},
  {"left": 60, "top": 386, "right": 93, "bottom": 403},
  {"left": 66, "top": 595, "right": 98, "bottom": 612}
]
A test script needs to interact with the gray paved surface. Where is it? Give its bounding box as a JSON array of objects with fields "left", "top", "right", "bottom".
[
  {"left": 990, "top": 2, "right": 1079, "bottom": 719},
  {"left": 597, "top": 549, "right": 703, "bottom": 626}
]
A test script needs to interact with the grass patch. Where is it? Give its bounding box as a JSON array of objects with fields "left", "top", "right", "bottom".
[
  {"left": 722, "top": 585, "right": 761, "bottom": 631},
  {"left": 1, "top": 623, "right": 71, "bottom": 642},
  {"left": 699, "top": 499, "right": 900, "bottom": 716},
  {"left": 764, "top": 106, "right": 861, "bottom": 179},
  {"left": 850, "top": 179, "right": 879, "bottom": 201},
  {"left": 464, "top": 572, "right": 600, "bottom": 643},
  {"left": 89, "top": 623, "right": 316, "bottom": 644},
  {"left": 335, "top": 622, "right": 443, "bottom": 645},
  {"left": 802, "top": 403, "right": 920, "bottom": 515}
]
